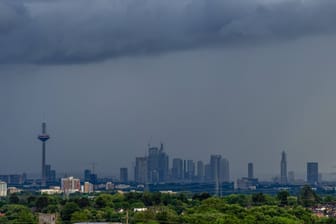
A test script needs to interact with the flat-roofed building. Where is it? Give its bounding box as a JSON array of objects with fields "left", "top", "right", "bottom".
[{"left": 0, "top": 181, "right": 7, "bottom": 197}]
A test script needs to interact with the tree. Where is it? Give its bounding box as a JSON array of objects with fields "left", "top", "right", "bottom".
[
  {"left": 36, "top": 195, "right": 49, "bottom": 211},
  {"left": 61, "top": 202, "right": 80, "bottom": 222},
  {"left": 193, "top": 192, "right": 211, "bottom": 201},
  {"left": 252, "top": 193, "right": 266, "bottom": 206},
  {"left": 9, "top": 194, "right": 19, "bottom": 204},
  {"left": 0, "top": 204, "right": 36, "bottom": 224},
  {"left": 277, "top": 190, "right": 290, "bottom": 206},
  {"left": 298, "top": 185, "right": 319, "bottom": 207},
  {"left": 71, "top": 210, "right": 89, "bottom": 223},
  {"left": 94, "top": 194, "right": 114, "bottom": 208}
]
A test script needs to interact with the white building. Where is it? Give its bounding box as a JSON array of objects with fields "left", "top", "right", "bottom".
[
  {"left": 0, "top": 181, "right": 7, "bottom": 197},
  {"left": 61, "top": 177, "right": 80, "bottom": 194}
]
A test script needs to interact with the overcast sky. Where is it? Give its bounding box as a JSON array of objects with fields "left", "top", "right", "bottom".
[{"left": 2, "top": 0, "right": 336, "bottom": 180}]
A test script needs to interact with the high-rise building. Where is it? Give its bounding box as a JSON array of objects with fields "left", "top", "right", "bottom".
[
  {"left": 45, "top": 164, "right": 56, "bottom": 184},
  {"left": 120, "top": 168, "right": 128, "bottom": 183},
  {"left": 135, "top": 157, "right": 147, "bottom": 184},
  {"left": 210, "top": 155, "right": 230, "bottom": 183},
  {"left": 0, "top": 181, "right": 7, "bottom": 197},
  {"left": 147, "top": 144, "right": 169, "bottom": 183},
  {"left": 186, "top": 160, "right": 195, "bottom": 180},
  {"left": 172, "top": 158, "right": 183, "bottom": 181},
  {"left": 197, "top": 160, "right": 204, "bottom": 182},
  {"left": 0, "top": 174, "right": 25, "bottom": 185},
  {"left": 280, "top": 151, "right": 287, "bottom": 185},
  {"left": 288, "top": 171, "right": 295, "bottom": 184},
  {"left": 38, "top": 122, "right": 50, "bottom": 186},
  {"left": 84, "top": 169, "right": 91, "bottom": 182},
  {"left": 204, "top": 164, "right": 212, "bottom": 182},
  {"left": 219, "top": 158, "right": 230, "bottom": 182},
  {"left": 158, "top": 143, "right": 169, "bottom": 182},
  {"left": 210, "top": 155, "right": 222, "bottom": 182},
  {"left": 61, "top": 177, "right": 80, "bottom": 194},
  {"left": 307, "top": 162, "right": 319, "bottom": 185},
  {"left": 248, "top": 162, "right": 254, "bottom": 179}
]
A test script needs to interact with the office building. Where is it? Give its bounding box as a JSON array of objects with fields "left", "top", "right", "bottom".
[
  {"left": 147, "top": 143, "right": 169, "bottom": 183},
  {"left": 83, "top": 182, "right": 94, "bottom": 193},
  {"left": 0, "top": 174, "right": 26, "bottom": 185},
  {"left": 0, "top": 181, "right": 7, "bottom": 197},
  {"left": 135, "top": 157, "right": 147, "bottom": 184},
  {"left": 248, "top": 162, "right": 254, "bottom": 179},
  {"left": 84, "top": 169, "right": 91, "bottom": 182},
  {"left": 204, "top": 163, "right": 212, "bottom": 182},
  {"left": 61, "top": 177, "right": 80, "bottom": 194},
  {"left": 280, "top": 151, "right": 287, "bottom": 185},
  {"left": 219, "top": 158, "right": 230, "bottom": 182},
  {"left": 210, "top": 155, "right": 222, "bottom": 182},
  {"left": 288, "top": 171, "right": 295, "bottom": 184},
  {"left": 45, "top": 164, "right": 56, "bottom": 184},
  {"left": 120, "top": 168, "right": 128, "bottom": 183},
  {"left": 186, "top": 160, "right": 195, "bottom": 180},
  {"left": 197, "top": 160, "right": 204, "bottom": 182},
  {"left": 172, "top": 158, "right": 183, "bottom": 181},
  {"left": 307, "top": 162, "right": 319, "bottom": 185}
]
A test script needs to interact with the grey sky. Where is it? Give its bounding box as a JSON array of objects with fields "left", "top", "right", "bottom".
[
  {"left": 1, "top": 0, "right": 336, "bottom": 180},
  {"left": 1, "top": 0, "right": 336, "bottom": 64}
]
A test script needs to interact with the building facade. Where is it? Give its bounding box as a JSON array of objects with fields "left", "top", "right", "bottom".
[
  {"left": 120, "top": 168, "right": 128, "bottom": 183},
  {"left": 135, "top": 157, "right": 147, "bottom": 184},
  {"left": 307, "top": 162, "right": 319, "bottom": 185},
  {"left": 0, "top": 181, "right": 7, "bottom": 197},
  {"left": 61, "top": 177, "right": 80, "bottom": 194},
  {"left": 248, "top": 162, "right": 254, "bottom": 179}
]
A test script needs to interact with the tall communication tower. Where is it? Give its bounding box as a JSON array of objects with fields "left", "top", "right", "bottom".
[{"left": 38, "top": 122, "right": 50, "bottom": 186}]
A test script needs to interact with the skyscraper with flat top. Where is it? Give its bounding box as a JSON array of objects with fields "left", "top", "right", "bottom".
[
  {"left": 280, "top": 151, "right": 287, "bottom": 185},
  {"left": 120, "top": 168, "right": 128, "bottom": 183},
  {"left": 135, "top": 157, "right": 147, "bottom": 184},
  {"left": 248, "top": 162, "right": 254, "bottom": 179},
  {"left": 38, "top": 122, "right": 50, "bottom": 186},
  {"left": 307, "top": 162, "right": 318, "bottom": 185}
]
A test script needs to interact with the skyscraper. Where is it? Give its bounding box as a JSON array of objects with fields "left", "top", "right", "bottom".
[
  {"left": 38, "top": 122, "right": 50, "bottom": 186},
  {"left": 248, "top": 162, "right": 254, "bottom": 179},
  {"left": 84, "top": 169, "right": 91, "bottom": 182},
  {"left": 210, "top": 155, "right": 221, "bottom": 182},
  {"left": 147, "top": 144, "right": 169, "bottom": 183},
  {"left": 280, "top": 151, "right": 287, "bottom": 185},
  {"left": 120, "top": 168, "right": 128, "bottom": 183},
  {"left": 134, "top": 157, "right": 147, "bottom": 184},
  {"left": 204, "top": 163, "right": 212, "bottom": 182},
  {"left": 197, "top": 160, "right": 204, "bottom": 182},
  {"left": 307, "top": 162, "right": 318, "bottom": 185},
  {"left": 172, "top": 158, "right": 183, "bottom": 181},
  {"left": 186, "top": 160, "right": 195, "bottom": 180},
  {"left": 219, "top": 158, "right": 230, "bottom": 182}
]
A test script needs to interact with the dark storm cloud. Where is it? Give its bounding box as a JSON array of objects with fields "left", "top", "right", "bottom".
[{"left": 1, "top": 0, "right": 336, "bottom": 64}]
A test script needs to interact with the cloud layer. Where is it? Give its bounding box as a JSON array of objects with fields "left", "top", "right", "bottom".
[{"left": 1, "top": 0, "right": 336, "bottom": 64}]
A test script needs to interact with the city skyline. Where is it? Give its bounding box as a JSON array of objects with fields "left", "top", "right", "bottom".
[
  {"left": 0, "top": 124, "right": 330, "bottom": 183},
  {"left": 2, "top": 0, "right": 336, "bottom": 181}
]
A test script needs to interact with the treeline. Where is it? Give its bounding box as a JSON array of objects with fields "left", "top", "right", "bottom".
[{"left": 0, "top": 185, "right": 335, "bottom": 224}]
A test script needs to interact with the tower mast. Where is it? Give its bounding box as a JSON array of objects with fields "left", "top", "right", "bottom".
[{"left": 38, "top": 122, "right": 50, "bottom": 187}]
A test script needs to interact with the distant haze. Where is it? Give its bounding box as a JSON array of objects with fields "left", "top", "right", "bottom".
[{"left": 1, "top": 0, "right": 336, "bottom": 181}]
